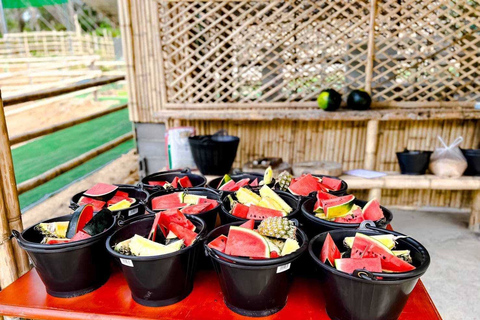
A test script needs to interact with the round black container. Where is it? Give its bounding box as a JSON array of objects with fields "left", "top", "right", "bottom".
[
  {"left": 396, "top": 150, "right": 432, "bottom": 175},
  {"left": 301, "top": 197, "right": 393, "bottom": 239},
  {"left": 70, "top": 184, "right": 148, "bottom": 221},
  {"left": 219, "top": 189, "right": 301, "bottom": 224},
  {"left": 281, "top": 174, "right": 348, "bottom": 197},
  {"left": 308, "top": 226, "right": 430, "bottom": 320},
  {"left": 145, "top": 187, "right": 221, "bottom": 232},
  {"left": 207, "top": 172, "right": 274, "bottom": 193},
  {"left": 205, "top": 221, "right": 308, "bottom": 317},
  {"left": 462, "top": 149, "right": 480, "bottom": 176},
  {"left": 106, "top": 215, "right": 207, "bottom": 307},
  {"left": 141, "top": 168, "right": 207, "bottom": 192},
  {"left": 188, "top": 135, "right": 240, "bottom": 175},
  {"left": 13, "top": 213, "right": 116, "bottom": 298}
]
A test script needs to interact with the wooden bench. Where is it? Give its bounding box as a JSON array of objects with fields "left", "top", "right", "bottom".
[{"left": 340, "top": 174, "right": 480, "bottom": 232}]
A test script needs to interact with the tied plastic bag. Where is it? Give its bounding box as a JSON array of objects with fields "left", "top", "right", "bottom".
[
  {"left": 429, "top": 136, "right": 467, "bottom": 178},
  {"left": 166, "top": 127, "right": 196, "bottom": 169}
]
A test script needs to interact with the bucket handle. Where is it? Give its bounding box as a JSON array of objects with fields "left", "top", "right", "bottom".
[
  {"left": 11, "top": 230, "right": 20, "bottom": 240},
  {"left": 352, "top": 269, "right": 379, "bottom": 281}
]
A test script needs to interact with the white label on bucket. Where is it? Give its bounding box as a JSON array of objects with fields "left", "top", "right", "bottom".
[
  {"left": 120, "top": 258, "right": 134, "bottom": 267},
  {"left": 276, "top": 263, "right": 291, "bottom": 273},
  {"left": 128, "top": 208, "right": 139, "bottom": 217}
]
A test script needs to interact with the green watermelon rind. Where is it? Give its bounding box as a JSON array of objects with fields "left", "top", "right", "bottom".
[
  {"left": 324, "top": 195, "right": 355, "bottom": 219},
  {"left": 226, "top": 226, "right": 270, "bottom": 258}
]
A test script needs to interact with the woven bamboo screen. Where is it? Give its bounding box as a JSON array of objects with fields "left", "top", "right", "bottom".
[{"left": 120, "top": 0, "right": 480, "bottom": 121}]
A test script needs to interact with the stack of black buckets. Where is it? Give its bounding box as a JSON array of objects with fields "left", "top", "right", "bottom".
[{"left": 15, "top": 168, "right": 430, "bottom": 320}]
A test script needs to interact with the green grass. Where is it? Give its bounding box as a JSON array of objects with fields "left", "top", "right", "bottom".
[{"left": 12, "top": 106, "right": 134, "bottom": 210}]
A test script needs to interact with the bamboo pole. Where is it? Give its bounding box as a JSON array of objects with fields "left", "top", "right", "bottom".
[
  {"left": 0, "top": 91, "right": 30, "bottom": 276},
  {"left": 365, "top": 0, "right": 378, "bottom": 94},
  {"left": 0, "top": 190, "right": 18, "bottom": 290},
  {"left": 9, "top": 103, "right": 128, "bottom": 145},
  {"left": 364, "top": 120, "right": 379, "bottom": 170},
  {"left": 17, "top": 132, "right": 134, "bottom": 195},
  {"left": 470, "top": 190, "right": 480, "bottom": 232}
]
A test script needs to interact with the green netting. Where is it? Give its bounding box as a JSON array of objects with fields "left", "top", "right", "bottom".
[{"left": 2, "top": 0, "right": 67, "bottom": 9}]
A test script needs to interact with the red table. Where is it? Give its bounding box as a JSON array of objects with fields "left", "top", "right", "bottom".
[{"left": 0, "top": 267, "right": 441, "bottom": 320}]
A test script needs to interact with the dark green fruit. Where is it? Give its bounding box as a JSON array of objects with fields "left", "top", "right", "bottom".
[
  {"left": 347, "top": 90, "right": 372, "bottom": 110},
  {"left": 317, "top": 89, "right": 342, "bottom": 112},
  {"left": 83, "top": 209, "right": 112, "bottom": 236}
]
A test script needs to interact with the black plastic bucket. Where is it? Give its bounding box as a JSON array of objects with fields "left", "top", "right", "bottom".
[
  {"left": 462, "top": 149, "right": 480, "bottom": 176},
  {"left": 308, "top": 225, "right": 430, "bottom": 320},
  {"left": 70, "top": 184, "right": 148, "bottom": 221},
  {"left": 13, "top": 213, "right": 116, "bottom": 298},
  {"left": 188, "top": 134, "right": 240, "bottom": 175},
  {"left": 207, "top": 172, "right": 274, "bottom": 193},
  {"left": 106, "top": 215, "right": 207, "bottom": 306},
  {"left": 281, "top": 174, "right": 348, "bottom": 197},
  {"left": 205, "top": 221, "right": 308, "bottom": 316},
  {"left": 301, "top": 197, "right": 393, "bottom": 239},
  {"left": 140, "top": 168, "right": 207, "bottom": 193},
  {"left": 396, "top": 150, "right": 432, "bottom": 175},
  {"left": 219, "top": 189, "right": 301, "bottom": 224},
  {"left": 145, "top": 187, "right": 221, "bottom": 232}
]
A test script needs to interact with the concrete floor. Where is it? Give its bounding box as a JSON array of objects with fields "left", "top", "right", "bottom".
[{"left": 392, "top": 208, "right": 480, "bottom": 320}]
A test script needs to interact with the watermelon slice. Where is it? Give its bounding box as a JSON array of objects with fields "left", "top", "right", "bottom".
[
  {"left": 114, "top": 190, "right": 129, "bottom": 198},
  {"left": 334, "top": 207, "right": 365, "bottom": 223},
  {"left": 351, "top": 233, "right": 415, "bottom": 272},
  {"left": 70, "top": 231, "right": 91, "bottom": 242},
  {"left": 217, "top": 174, "right": 232, "bottom": 189},
  {"left": 321, "top": 195, "right": 355, "bottom": 219},
  {"left": 108, "top": 196, "right": 136, "bottom": 206},
  {"left": 231, "top": 203, "right": 250, "bottom": 219},
  {"left": 84, "top": 183, "right": 118, "bottom": 197},
  {"left": 198, "top": 198, "right": 219, "bottom": 210},
  {"left": 335, "top": 258, "right": 382, "bottom": 274},
  {"left": 178, "top": 176, "right": 193, "bottom": 188},
  {"left": 246, "top": 205, "right": 284, "bottom": 220},
  {"left": 320, "top": 233, "right": 341, "bottom": 266},
  {"left": 66, "top": 204, "right": 94, "bottom": 238},
  {"left": 250, "top": 178, "right": 259, "bottom": 187},
  {"left": 320, "top": 177, "right": 342, "bottom": 191},
  {"left": 168, "top": 223, "right": 198, "bottom": 246},
  {"left": 45, "top": 238, "right": 71, "bottom": 245},
  {"left": 149, "top": 212, "right": 167, "bottom": 241},
  {"left": 78, "top": 196, "right": 105, "bottom": 212},
  {"left": 160, "top": 209, "right": 195, "bottom": 231},
  {"left": 239, "top": 219, "right": 255, "bottom": 230},
  {"left": 181, "top": 203, "right": 211, "bottom": 214},
  {"left": 82, "top": 209, "right": 111, "bottom": 236},
  {"left": 232, "top": 178, "right": 250, "bottom": 191},
  {"left": 171, "top": 177, "right": 180, "bottom": 188},
  {"left": 151, "top": 193, "right": 186, "bottom": 211},
  {"left": 288, "top": 174, "right": 322, "bottom": 196},
  {"left": 208, "top": 235, "right": 228, "bottom": 252},
  {"left": 219, "top": 180, "right": 236, "bottom": 192},
  {"left": 149, "top": 181, "right": 167, "bottom": 186},
  {"left": 362, "top": 199, "right": 385, "bottom": 221},
  {"left": 225, "top": 226, "right": 270, "bottom": 258},
  {"left": 314, "top": 191, "right": 337, "bottom": 212}
]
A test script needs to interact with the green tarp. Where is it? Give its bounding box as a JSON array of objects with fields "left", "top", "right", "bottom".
[{"left": 2, "top": 0, "right": 68, "bottom": 9}]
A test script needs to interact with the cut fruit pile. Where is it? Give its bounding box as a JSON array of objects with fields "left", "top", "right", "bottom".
[
  {"left": 216, "top": 166, "right": 273, "bottom": 192},
  {"left": 278, "top": 173, "right": 343, "bottom": 196},
  {"left": 35, "top": 205, "right": 111, "bottom": 244},
  {"left": 78, "top": 183, "right": 136, "bottom": 212},
  {"left": 151, "top": 192, "right": 219, "bottom": 214},
  {"left": 208, "top": 217, "right": 300, "bottom": 259},
  {"left": 228, "top": 186, "right": 292, "bottom": 220},
  {"left": 147, "top": 176, "right": 193, "bottom": 189},
  {"left": 320, "top": 232, "right": 415, "bottom": 275},
  {"left": 313, "top": 191, "right": 385, "bottom": 223},
  {"left": 113, "top": 209, "right": 198, "bottom": 257}
]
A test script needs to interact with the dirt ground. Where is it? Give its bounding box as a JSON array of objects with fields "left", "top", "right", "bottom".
[{"left": 21, "top": 150, "right": 139, "bottom": 229}]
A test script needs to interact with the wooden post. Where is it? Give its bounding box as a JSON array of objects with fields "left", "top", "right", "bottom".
[
  {"left": 368, "top": 188, "right": 382, "bottom": 202},
  {"left": 0, "top": 191, "right": 18, "bottom": 289},
  {"left": 365, "top": 0, "right": 378, "bottom": 94},
  {"left": 470, "top": 190, "right": 480, "bottom": 232},
  {"left": 364, "top": 120, "right": 379, "bottom": 170},
  {"left": 0, "top": 91, "right": 30, "bottom": 276}
]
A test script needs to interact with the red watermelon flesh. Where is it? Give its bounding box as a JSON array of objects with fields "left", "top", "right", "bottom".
[
  {"left": 208, "top": 235, "right": 228, "bottom": 252},
  {"left": 334, "top": 208, "right": 365, "bottom": 223},
  {"left": 335, "top": 258, "right": 382, "bottom": 274},
  {"left": 250, "top": 178, "right": 259, "bottom": 187},
  {"left": 314, "top": 191, "right": 337, "bottom": 211},
  {"left": 171, "top": 177, "right": 180, "bottom": 188},
  {"left": 70, "top": 231, "right": 91, "bottom": 242},
  {"left": 78, "top": 196, "right": 105, "bottom": 212},
  {"left": 149, "top": 181, "right": 167, "bottom": 186},
  {"left": 224, "top": 226, "right": 270, "bottom": 258},
  {"left": 46, "top": 238, "right": 70, "bottom": 245},
  {"left": 169, "top": 223, "right": 198, "bottom": 246},
  {"left": 321, "top": 195, "right": 355, "bottom": 211},
  {"left": 362, "top": 199, "right": 385, "bottom": 221},
  {"left": 198, "top": 198, "right": 219, "bottom": 210},
  {"left": 232, "top": 178, "right": 250, "bottom": 191},
  {"left": 178, "top": 176, "right": 193, "bottom": 188},
  {"left": 270, "top": 251, "right": 280, "bottom": 258},
  {"left": 151, "top": 193, "right": 186, "bottom": 211},
  {"left": 246, "top": 205, "right": 284, "bottom": 220},
  {"left": 181, "top": 203, "right": 211, "bottom": 214},
  {"left": 321, "top": 177, "right": 342, "bottom": 191},
  {"left": 107, "top": 195, "right": 135, "bottom": 206},
  {"left": 84, "top": 183, "right": 118, "bottom": 197},
  {"left": 160, "top": 209, "right": 195, "bottom": 231},
  {"left": 149, "top": 212, "right": 163, "bottom": 241},
  {"left": 320, "top": 233, "right": 341, "bottom": 266},
  {"left": 115, "top": 190, "right": 129, "bottom": 198},
  {"left": 219, "top": 180, "right": 236, "bottom": 192},
  {"left": 288, "top": 174, "right": 322, "bottom": 196},
  {"left": 239, "top": 219, "right": 255, "bottom": 230},
  {"left": 351, "top": 233, "right": 415, "bottom": 272},
  {"left": 231, "top": 203, "right": 250, "bottom": 219}
]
